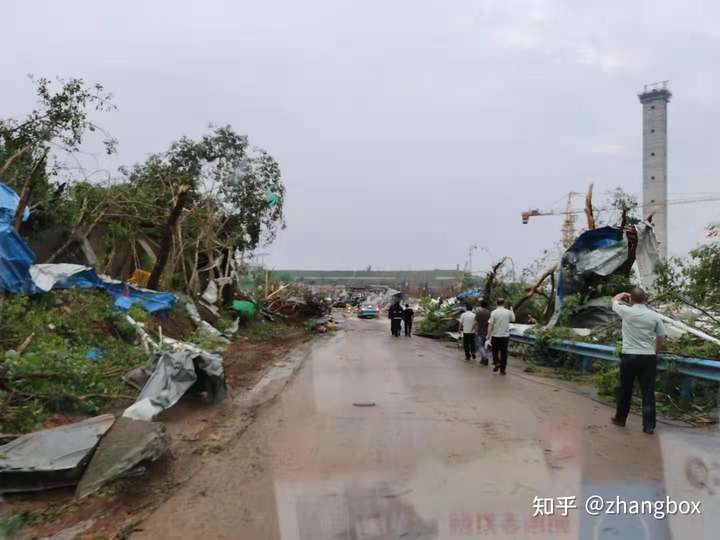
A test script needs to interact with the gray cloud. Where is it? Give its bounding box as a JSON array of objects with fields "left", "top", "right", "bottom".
[{"left": 3, "top": 0, "right": 719, "bottom": 272}]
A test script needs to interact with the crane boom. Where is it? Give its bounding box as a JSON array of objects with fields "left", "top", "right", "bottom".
[
  {"left": 522, "top": 190, "right": 720, "bottom": 247},
  {"left": 523, "top": 194, "right": 720, "bottom": 222}
]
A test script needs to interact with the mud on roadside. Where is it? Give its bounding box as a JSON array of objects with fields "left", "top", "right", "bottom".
[{"left": 2, "top": 330, "right": 310, "bottom": 540}]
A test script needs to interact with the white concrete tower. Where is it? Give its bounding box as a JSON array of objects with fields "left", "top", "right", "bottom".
[{"left": 638, "top": 81, "right": 671, "bottom": 259}]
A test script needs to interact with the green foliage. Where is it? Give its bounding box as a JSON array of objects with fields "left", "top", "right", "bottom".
[
  {"left": 127, "top": 303, "right": 149, "bottom": 323},
  {"left": 417, "top": 299, "right": 462, "bottom": 336},
  {"left": 606, "top": 187, "right": 640, "bottom": 225},
  {"left": 558, "top": 294, "right": 588, "bottom": 326},
  {"left": 0, "top": 511, "right": 28, "bottom": 539},
  {"left": 656, "top": 360, "right": 684, "bottom": 399},
  {"left": 664, "top": 334, "right": 720, "bottom": 361},
  {"left": 655, "top": 227, "right": 720, "bottom": 308},
  {"left": 0, "top": 76, "right": 117, "bottom": 230},
  {"left": 122, "top": 125, "right": 286, "bottom": 255},
  {"left": 684, "top": 242, "right": 720, "bottom": 306},
  {"left": 188, "top": 329, "right": 228, "bottom": 353},
  {"left": 0, "top": 291, "right": 145, "bottom": 434},
  {"left": 524, "top": 326, "right": 578, "bottom": 368},
  {"left": 2, "top": 77, "right": 287, "bottom": 298},
  {"left": 592, "top": 365, "right": 620, "bottom": 396},
  {"left": 599, "top": 274, "right": 636, "bottom": 298},
  {"left": 39, "top": 126, "right": 288, "bottom": 292}
]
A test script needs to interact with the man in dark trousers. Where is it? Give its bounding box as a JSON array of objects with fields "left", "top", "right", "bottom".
[
  {"left": 388, "top": 300, "right": 404, "bottom": 337},
  {"left": 474, "top": 299, "right": 491, "bottom": 366},
  {"left": 486, "top": 298, "right": 514, "bottom": 374},
  {"left": 610, "top": 288, "right": 666, "bottom": 434},
  {"left": 402, "top": 304, "right": 414, "bottom": 337},
  {"left": 458, "top": 304, "right": 477, "bottom": 361}
]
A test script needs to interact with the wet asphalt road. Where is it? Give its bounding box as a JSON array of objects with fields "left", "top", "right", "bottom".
[{"left": 134, "top": 316, "right": 716, "bottom": 539}]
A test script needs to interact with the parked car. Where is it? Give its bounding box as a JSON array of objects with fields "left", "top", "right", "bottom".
[{"left": 357, "top": 303, "right": 380, "bottom": 319}]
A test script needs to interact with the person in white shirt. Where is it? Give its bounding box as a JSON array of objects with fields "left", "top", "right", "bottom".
[
  {"left": 458, "top": 305, "right": 477, "bottom": 361},
  {"left": 486, "top": 298, "right": 515, "bottom": 375},
  {"left": 610, "top": 288, "right": 665, "bottom": 434}
]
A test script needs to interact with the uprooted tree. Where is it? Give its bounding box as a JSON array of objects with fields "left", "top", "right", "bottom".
[
  {"left": 480, "top": 188, "right": 650, "bottom": 325},
  {"left": 656, "top": 224, "right": 720, "bottom": 317},
  {"left": 0, "top": 76, "right": 117, "bottom": 232},
  {"left": 1, "top": 76, "right": 286, "bottom": 297},
  {"left": 48, "top": 125, "right": 286, "bottom": 293}
]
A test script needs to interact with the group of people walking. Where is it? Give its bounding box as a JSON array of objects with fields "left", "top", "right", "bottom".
[
  {"left": 388, "top": 301, "right": 414, "bottom": 337},
  {"left": 387, "top": 286, "right": 665, "bottom": 434},
  {"left": 459, "top": 298, "right": 515, "bottom": 374}
]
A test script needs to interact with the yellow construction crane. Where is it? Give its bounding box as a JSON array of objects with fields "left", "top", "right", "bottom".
[
  {"left": 522, "top": 186, "right": 720, "bottom": 248},
  {"left": 522, "top": 186, "right": 593, "bottom": 248}
]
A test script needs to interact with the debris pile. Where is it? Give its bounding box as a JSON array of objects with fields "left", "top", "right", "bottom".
[
  {"left": 0, "top": 414, "right": 116, "bottom": 493},
  {"left": 415, "top": 298, "right": 464, "bottom": 338},
  {"left": 261, "top": 283, "right": 331, "bottom": 320},
  {"left": 0, "top": 182, "right": 232, "bottom": 496},
  {"left": 0, "top": 303, "right": 228, "bottom": 497}
]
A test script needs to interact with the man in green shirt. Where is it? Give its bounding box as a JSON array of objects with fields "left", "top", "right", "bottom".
[{"left": 610, "top": 288, "right": 666, "bottom": 434}]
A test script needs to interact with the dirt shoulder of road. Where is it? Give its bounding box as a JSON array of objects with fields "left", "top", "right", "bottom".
[{"left": 3, "top": 330, "right": 313, "bottom": 540}]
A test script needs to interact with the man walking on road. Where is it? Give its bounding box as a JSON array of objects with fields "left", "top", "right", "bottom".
[
  {"left": 486, "top": 298, "right": 514, "bottom": 374},
  {"left": 459, "top": 304, "right": 477, "bottom": 361},
  {"left": 474, "top": 299, "right": 491, "bottom": 366},
  {"left": 402, "top": 304, "right": 414, "bottom": 337},
  {"left": 388, "top": 300, "right": 404, "bottom": 337},
  {"left": 610, "top": 288, "right": 665, "bottom": 434}
]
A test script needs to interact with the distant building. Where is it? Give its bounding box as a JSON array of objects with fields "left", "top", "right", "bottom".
[{"left": 275, "top": 269, "right": 471, "bottom": 294}]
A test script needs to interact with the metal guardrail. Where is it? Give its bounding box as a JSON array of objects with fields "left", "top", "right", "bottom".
[{"left": 509, "top": 332, "right": 720, "bottom": 391}]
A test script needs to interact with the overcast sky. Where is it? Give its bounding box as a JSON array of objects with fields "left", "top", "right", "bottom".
[{"left": 5, "top": 0, "right": 720, "bottom": 273}]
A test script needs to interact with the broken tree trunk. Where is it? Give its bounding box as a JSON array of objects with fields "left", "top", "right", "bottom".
[
  {"left": 147, "top": 185, "right": 190, "bottom": 291},
  {"left": 483, "top": 257, "right": 508, "bottom": 302},
  {"left": 616, "top": 225, "right": 639, "bottom": 277},
  {"left": 45, "top": 204, "right": 106, "bottom": 264},
  {"left": 542, "top": 271, "right": 556, "bottom": 323},
  {"left": 513, "top": 264, "right": 557, "bottom": 311},
  {"left": 584, "top": 183, "right": 596, "bottom": 230},
  {"left": 12, "top": 149, "right": 48, "bottom": 231},
  {"left": 0, "top": 144, "right": 32, "bottom": 178}
]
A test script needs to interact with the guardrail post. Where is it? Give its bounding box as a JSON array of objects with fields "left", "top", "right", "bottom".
[
  {"left": 580, "top": 357, "right": 589, "bottom": 375},
  {"left": 679, "top": 376, "right": 693, "bottom": 399}
]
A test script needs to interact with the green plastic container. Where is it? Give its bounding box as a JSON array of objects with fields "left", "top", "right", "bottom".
[{"left": 232, "top": 300, "right": 257, "bottom": 318}]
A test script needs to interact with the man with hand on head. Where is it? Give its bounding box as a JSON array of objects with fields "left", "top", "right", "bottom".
[{"left": 610, "top": 287, "right": 665, "bottom": 435}]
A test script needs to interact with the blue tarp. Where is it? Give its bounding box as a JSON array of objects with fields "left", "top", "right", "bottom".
[
  {"left": 0, "top": 183, "right": 177, "bottom": 313},
  {"left": 103, "top": 282, "right": 177, "bottom": 314},
  {"left": 0, "top": 181, "right": 29, "bottom": 224},
  {"left": 567, "top": 226, "right": 621, "bottom": 253},
  {"left": 46, "top": 267, "right": 177, "bottom": 314},
  {"left": 0, "top": 222, "right": 36, "bottom": 294},
  {"left": 456, "top": 288, "right": 483, "bottom": 301}
]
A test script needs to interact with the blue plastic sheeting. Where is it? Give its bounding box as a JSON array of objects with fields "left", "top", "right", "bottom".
[
  {"left": 0, "top": 223, "right": 36, "bottom": 293},
  {"left": 47, "top": 267, "right": 105, "bottom": 290},
  {"left": 49, "top": 272, "right": 177, "bottom": 314},
  {"left": 0, "top": 181, "right": 177, "bottom": 312},
  {"left": 0, "top": 182, "right": 29, "bottom": 224},
  {"left": 567, "top": 226, "right": 621, "bottom": 253},
  {"left": 85, "top": 347, "right": 106, "bottom": 362},
  {"left": 1, "top": 231, "right": 177, "bottom": 313},
  {"left": 456, "top": 288, "right": 482, "bottom": 300},
  {"left": 49, "top": 269, "right": 176, "bottom": 313},
  {"left": 103, "top": 282, "right": 177, "bottom": 314}
]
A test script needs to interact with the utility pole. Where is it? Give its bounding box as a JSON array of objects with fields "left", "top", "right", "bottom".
[{"left": 465, "top": 244, "right": 487, "bottom": 275}]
